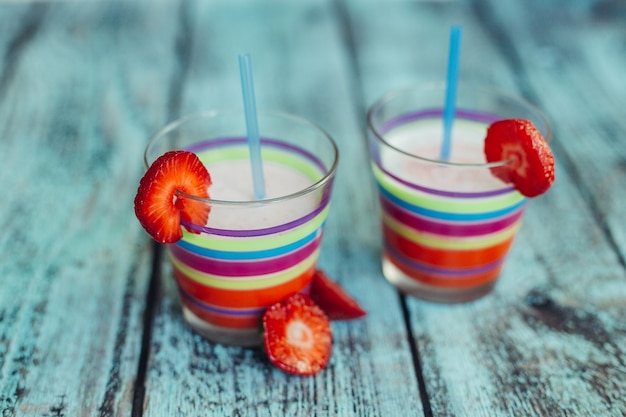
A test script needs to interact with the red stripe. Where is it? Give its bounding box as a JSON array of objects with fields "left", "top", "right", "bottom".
[
  {"left": 381, "top": 196, "right": 524, "bottom": 237},
  {"left": 180, "top": 298, "right": 261, "bottom": 329},
  {"left": 383, "top": 224, "right": 515, "bottom": 269},
  {"left": 172, "top": 265, "right": 315, "bottom": 309},
  {"left": 385, "top": 249, "right": 502, "bottom": 288}
]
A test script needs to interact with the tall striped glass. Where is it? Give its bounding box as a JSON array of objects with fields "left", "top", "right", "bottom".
[
  {"left": 145, "top": 111, "right": 338, "bottom": 346},
  {"left": 367, "top": 85, "right": 550, "bottom": 303}
]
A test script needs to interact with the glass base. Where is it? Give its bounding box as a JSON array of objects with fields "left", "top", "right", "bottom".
[
  {"left": 382, "top": 257, "right": 496, "bottom": 303},
  {"left": 182, "top": 306, "right": 262, "bottom": 347}
]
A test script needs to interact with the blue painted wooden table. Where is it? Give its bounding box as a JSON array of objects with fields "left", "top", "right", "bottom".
[{"left": 1, "top": 0, "right": 625, "bottom": 416}]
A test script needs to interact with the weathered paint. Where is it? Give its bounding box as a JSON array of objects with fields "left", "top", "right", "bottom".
[{"left": 0, "top": 0, "right": 624, "bottom": 416}]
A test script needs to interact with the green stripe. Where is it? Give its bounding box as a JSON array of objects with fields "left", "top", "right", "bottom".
[
  {"left": 182, "top": 206, "right": 330, "bottom": 251},
  {"left": 199, "top": 146, "right": 322, "bottom": 182},
  {"left": 372, "top": 164, "right": 524, "bottom": 214},
  {"left": 382, "top": 213, "right": 522, "bottom": 250},
  {"left": 169, "top": 249, "right": 320, "bottom": 290}
]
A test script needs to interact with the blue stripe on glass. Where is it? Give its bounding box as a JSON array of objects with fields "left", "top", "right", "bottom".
[
  {"left": 175, "top": 227, "right": 322, "bottom": 261},
  {"left": 378, "top": 185, "right": 526, "bottom": 222}
]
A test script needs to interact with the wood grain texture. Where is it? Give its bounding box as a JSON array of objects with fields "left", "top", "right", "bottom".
[
  {"left": 0, "top": 0, "right": 624, "bottom": 416},
  {"left": 0, "top": 1, "right": 171, "bottom": 415},
  {"left": 345, "top": 0, "right": 626, "bottom": 415},
  {"left": 137, "top": 1, "right": 424, "bottom": 416}
]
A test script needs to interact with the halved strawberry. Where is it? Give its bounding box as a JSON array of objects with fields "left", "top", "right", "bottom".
[
  {"left": 484, "top": 119, "right": 555, "bottom": 198},
  {"left": 134, "top": 150, "right": 211, "bottom": 244},
  {"left": 262, "top": 293, "right": 332, "bottom": 376},
  {"left": 309, "top": 270, "right": 367, "bottom": 321}
]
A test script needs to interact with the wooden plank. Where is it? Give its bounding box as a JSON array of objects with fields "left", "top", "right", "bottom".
[
  {"left": 139, "top": 1, "right": 424, "bottom": 416},
  {"left": 1, "top": 1, "right": 622, "bottom": 415},
  {"left": 0, "top": 1, "right": 178, "bottom": 415},
  {"left": 479, "top": 0, "right": 626, "bottom": 266},
  {"left": 342, "top": 0, "right": 523, "bottom": 105},
  {"left": 345, "top": 0, "right": 626, "bottom": 415}
]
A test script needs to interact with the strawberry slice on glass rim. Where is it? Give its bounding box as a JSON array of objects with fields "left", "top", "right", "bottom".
[
  {"left": 134, "top": 150, "right": 212, "bottom": 244},
  {"left": 484, "top": 118, "right": 555, "bottom": 198}
]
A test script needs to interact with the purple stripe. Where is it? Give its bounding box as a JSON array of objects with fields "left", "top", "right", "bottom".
[
  {"left": 380, "top": 109, "right": 499, "bottom": 135},
  {"left": 385, "top": 243, "right": 504, "bottom": 277},
  {"left": 376, "top": 163, "right": 516, "bottom": 198},
  {"left": 186, "top": 137, "right": 327, "bottom": 173},
  {"left": 179, "top": 288, "right": 265, "bottom": 316},
  {"left": 374, "top": 109, "right": 513, "bottom": 198},
  {"left": 381, "top": 196, "right": 524, "bottom": 237},
  {"left": 169, "top": 235, "right": 321, "bottom": 276},
  {"left": 181, "top": 197, "right": 329, "bottom": 237},
  {"left": 182, "top": 136, "right": 332, "bottom": 237},
  {"left": 178, "top": 283, "right": 312, "bottom": 316}
]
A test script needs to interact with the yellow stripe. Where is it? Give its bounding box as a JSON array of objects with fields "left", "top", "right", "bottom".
[
  {"left": 372, "top": 164, "right": 525, "bottom": 214},
  {"left": 169, "top": 249, "right": 320, "bottom": 290},
  {"left": 382, "top": 213, "right": 521, "bottom": 250},
  {"left": 182, "top": 206, "right": 329, "bottom": 251},
  {"left": 199, "top": 147, "right": 322, "bottom": 183}
]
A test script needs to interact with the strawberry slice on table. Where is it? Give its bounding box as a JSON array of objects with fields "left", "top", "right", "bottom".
[
  {"left": 309, "top": 269, "right": 367, "bottom": 321},
  {"left": 484, "top": 118, "right": 555, "bottom": 198},
  {"left": 134, "top": 150, "right": 211, "bottom": 244},
  {"left": 263, "top": 293, "right": 332, "bottom": 376}
]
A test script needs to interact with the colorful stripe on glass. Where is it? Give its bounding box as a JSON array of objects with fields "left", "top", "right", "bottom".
[
  {"left": 169, "top": 137, "right": 331, "bottom": 331},
  {"left": 372, "top": 111, "right": 526, "bottom": 289}
]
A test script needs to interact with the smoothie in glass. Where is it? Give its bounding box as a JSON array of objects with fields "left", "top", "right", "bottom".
[
  {"left": 144, "top": 111, "right": 338, "bottom": 346},
  {"left": 367, "top": 84, "right": 551, "bottom": 303}
]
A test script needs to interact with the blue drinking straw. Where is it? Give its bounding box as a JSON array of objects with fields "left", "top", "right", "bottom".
[
  {"left": 238, "top": 53, "right": 266, "bottom": 200},
  {"left": 441, "top": 25, "right": 462, "bottom": 161}
]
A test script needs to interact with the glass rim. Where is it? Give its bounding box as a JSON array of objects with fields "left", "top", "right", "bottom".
[
  {"left": 144, "top": 109, "right": 339, "bottom": 207},
  {"left": 366, "top": 82, "right": 552, "bottom": 168}
]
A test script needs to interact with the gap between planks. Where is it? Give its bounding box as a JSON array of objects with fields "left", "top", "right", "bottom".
[{"left": 131, "top": 242, "right": 163, "bottom": 417}]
